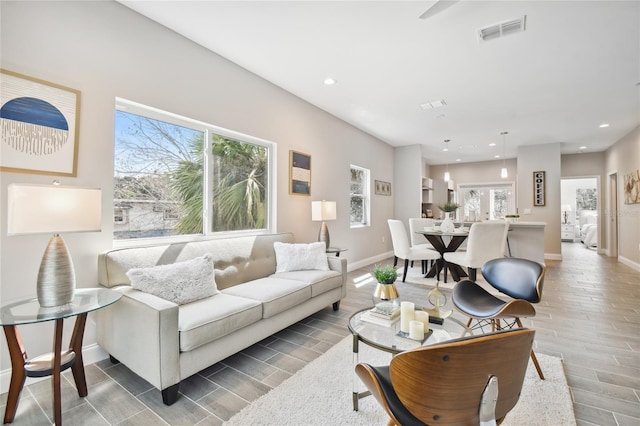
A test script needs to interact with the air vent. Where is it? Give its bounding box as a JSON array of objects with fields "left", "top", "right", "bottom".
[
  {"left": 420, "top": 99, "right": 447, "bottom": 110},
  {"left": 478, "top": 16, "right": 526, "bottom": 42}
]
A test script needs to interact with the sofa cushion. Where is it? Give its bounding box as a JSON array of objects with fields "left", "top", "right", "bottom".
[
  {"left": 222, "top": 277, "right": 311, "bottom": 318},
  {"left": 178, "top": 293, "right": 262, "bottom": 352},
  {"left": 272, "top": 270, "right": 342, "bottom": 297},
  {"left": 273, "top": 242, "right": 329, "bottom": 272},
  {"left": 126, "top": 254, "right": 219, "bottom": 305}
]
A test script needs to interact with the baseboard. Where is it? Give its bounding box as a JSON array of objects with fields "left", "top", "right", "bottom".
[
  {"left": 545, "top": 253, "right": 563, "bottom": 261},
  {"left": 0, "top": 343, "right": 109, "bottom": 395},
  {"left": 618, "top": 255, "right": 640, "bottom": 272},
  {"left": 347, "top": 251, "right": 393, "bottom": 272}
]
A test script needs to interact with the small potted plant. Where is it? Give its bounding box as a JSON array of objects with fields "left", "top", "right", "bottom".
[
  {"left": 371, "top": 264, "right": 399, "bottom": 315},
  {"left": 437, "top": 201, "right": 460, "bottom": 213}
]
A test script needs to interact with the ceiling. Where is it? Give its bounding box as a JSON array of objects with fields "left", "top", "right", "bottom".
[{"left": 119, "top": 0, "right": 640, "bottom": 165}]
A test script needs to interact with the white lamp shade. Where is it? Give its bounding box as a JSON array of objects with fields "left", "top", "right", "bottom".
[
  {"left": 501, "top": 167, "right": 508, "bottom": 178},
  {"left": 561, "top": 204, "right": 572, "bottom": 212},
  {"left": 311, "top": 200, "right": 336, "bottom": 221},
  {"left": 8, "top": 183, "right": 102, "bottom": 235}
]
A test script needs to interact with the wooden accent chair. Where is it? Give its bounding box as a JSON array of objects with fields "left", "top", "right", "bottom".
[
  {"left": 388, "top": 219, "right": 441, "bottom": 281},
  {"left": 355, "top": 329, "right": 535, "bottom": 426},
  {"left": 451, "top": 257, "right": 546, "bottom": 379},
  {"left": 443, "top": 221, "right": 509, "bottom": 281}
]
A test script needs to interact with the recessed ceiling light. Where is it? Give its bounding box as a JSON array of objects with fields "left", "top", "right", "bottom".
[
  {"left": 494, "top": 155, "right": 501, "bottom": 158},
  {"left": 489, "top": 143, "right": 496, "bottom": 147},
  {"left": 599, "top": 123, "right": 609, "bottom": 128},
  {"left": 455, "top": 158, "right": 461, "bottom": 162},
  {"left": 323, "top": 77, "right": 337, "bottom": 85},
  {"left": 579, "top": 146, "right": 587, "bottom": 150}
]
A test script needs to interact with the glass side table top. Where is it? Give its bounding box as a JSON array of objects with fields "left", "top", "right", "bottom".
[
  {"left": 0, "top": 288, "right": 121, "bottom": 326},
  {"left": 348, "top": 306, "right": 471, "bottom": 354}
]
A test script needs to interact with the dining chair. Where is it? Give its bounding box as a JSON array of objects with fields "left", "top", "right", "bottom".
[
  {"left": 443, "top": 221, "right": 509, "bottom": 281},
  {"left": 388, "top": 219, "right": 441, "bottom": 282},
  {"left": 451, "top": 257, "right": 546, "bottom": 379},
  {"left": 355, "top": 328, "right": 535, "bottom": 426},
  {"left": 408, "top": 218, "right": 436, "bottom": 270}
]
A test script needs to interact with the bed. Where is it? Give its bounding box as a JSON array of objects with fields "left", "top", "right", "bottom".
[{"left": 579, "top": 211, "right": 598, "bottom": 248}]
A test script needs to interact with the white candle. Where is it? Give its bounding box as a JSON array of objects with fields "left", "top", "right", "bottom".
[
  {"left": 400, "top": 301, "right": 415, "bottom": 333},
  {"left": 409, "top": 320, "right": 424, "bottom": 340},
  {"left": 415, "top": 311, "right": 430, "bottom": 332}
]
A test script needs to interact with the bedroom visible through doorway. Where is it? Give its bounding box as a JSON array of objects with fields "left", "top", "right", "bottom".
[{"left": 561, "top": 177, "right": 599, "bottom": 251}]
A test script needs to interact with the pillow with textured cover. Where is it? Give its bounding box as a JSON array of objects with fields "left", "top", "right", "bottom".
[
  {"left": 274, "top": 241, "right": 329, "bottom": 273},
  {"left": 126, "top": 254, "right": 219, "bottom": 305}
]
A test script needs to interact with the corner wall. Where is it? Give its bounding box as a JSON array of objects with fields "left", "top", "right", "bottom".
[{"left": 0, "top": 1, "right": 394, "bottom": 373}]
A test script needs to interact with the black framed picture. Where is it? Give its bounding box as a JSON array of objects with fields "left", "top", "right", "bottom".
[
  {"left": 289, "top": 150, "right": 311, "bottom": 195},
  {"left": 533, "top": 171, "right": 545, "bottom": 206}
]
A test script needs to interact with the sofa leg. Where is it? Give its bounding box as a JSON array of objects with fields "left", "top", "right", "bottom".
[
  {"left": 109, "top": 355, "right": 120, "bottom": 364},
  {"left": 162, "top": 384, "right": 180, "bottom": 405},
  {"left": 332, "top": 301, "right": 340, "bottom": 311}
]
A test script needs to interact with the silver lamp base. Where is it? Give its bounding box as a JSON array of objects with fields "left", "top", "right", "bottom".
[
  {"left": 318, "top": 221, "right": 330, "bottom": 249},
  {"left": 37, "top": 234, "right": 76, "bottom": 307}
]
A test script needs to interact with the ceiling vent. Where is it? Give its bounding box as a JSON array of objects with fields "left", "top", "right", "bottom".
[{"left": 478, "top": 16, "right": 526, "bottom": 42}]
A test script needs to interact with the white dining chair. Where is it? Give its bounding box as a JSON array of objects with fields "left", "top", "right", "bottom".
[
  {"left": 388, "top": 219, "right": 441, "bottom": 282},
  {"left": 409, "top": 218, "right": 435, "bottom": 250},
  {"left": 443, "top": 221, "right": 509, "bottom": 281}
]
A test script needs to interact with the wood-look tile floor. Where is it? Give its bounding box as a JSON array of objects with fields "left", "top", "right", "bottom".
[{"left": 1, "top": 242, "right": 638, "bottom": 425}]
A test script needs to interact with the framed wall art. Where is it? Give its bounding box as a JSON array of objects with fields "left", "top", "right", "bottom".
[
  {"left": 1, "top": 69, "right": 81, "bottom": 176},
  {"left": 623, "top": 169, "right": 640, "bottom": 204},
  {"left": 289, "top": 150, "right": 311, "bottom": 195},
  {"left": 375, "top": 180, "right": 391, "bottom": 196},
  {"left": 533, "top": 170, "right": 545, "bottom": 206}
]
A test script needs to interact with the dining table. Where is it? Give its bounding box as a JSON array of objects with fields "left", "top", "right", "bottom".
[{"left": 416, "top": 228, "right": 470, "bottom": 283}]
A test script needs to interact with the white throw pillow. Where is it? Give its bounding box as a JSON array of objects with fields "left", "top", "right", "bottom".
[
  {"left": 126, "top": 254, "right": 219, "bottom": 305},
  {"left": 274, "top": 242, "right": 329, "bottom": 273}
]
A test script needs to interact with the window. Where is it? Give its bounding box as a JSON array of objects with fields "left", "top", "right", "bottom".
[
  {"left": 350, "top": 165, "right": 370, "bottom": 227},
  {"left": 460, "top": 182, "right": 515, "bottom": 221},
  {"left": 114, "top": 99, "right": 273, "bottom": 240}
]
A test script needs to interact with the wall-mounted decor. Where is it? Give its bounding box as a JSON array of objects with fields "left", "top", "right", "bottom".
[
  {"left": 1, "top": 69, "right": 80, "bottom": 176},
  {"left": 623, "top": 169, "right": 640, "bottom": 204},
  {"left": 289, "top": 150, "right": 311, "bottom": 195},
  {"left": 375, "top": 180, "right": 391, "bottom": 196},
  {"left": 533, "top": 171, "right": 545, "bottom": 206}
]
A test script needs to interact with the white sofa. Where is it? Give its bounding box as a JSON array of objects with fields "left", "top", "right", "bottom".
[{"left": 96, "top": 232, "right": 346, "bottom": 405}]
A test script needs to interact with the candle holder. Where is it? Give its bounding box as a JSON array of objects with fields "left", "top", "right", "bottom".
[{"left": 423, "top": 279, "right": 452, "bottom": 320}]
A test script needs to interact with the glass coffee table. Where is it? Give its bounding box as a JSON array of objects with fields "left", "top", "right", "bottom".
[{"left": 348, "top": 306, "right": 472, "bottom": 410}]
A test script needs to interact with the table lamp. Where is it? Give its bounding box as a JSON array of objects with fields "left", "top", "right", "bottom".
[
  {"left": 311, "top": 200, "right": 336, "bottom": 249},
  {"left": 7, "top": 183, "right": 102, "bottom": 307},
  {"left": 561, "top": 204, "right": 572, "bottom": 224}
]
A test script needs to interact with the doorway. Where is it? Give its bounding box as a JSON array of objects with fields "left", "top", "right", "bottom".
[
  {"left": 560, "top": 177, "right": 599, "bottom": 250},
  {"left": 608, "top": 173, "right": 618, "bottom": 258}
]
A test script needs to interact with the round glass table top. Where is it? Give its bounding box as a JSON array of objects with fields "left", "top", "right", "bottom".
[
  {"left": 348, "top": 306, "right": 471, "bottom": 354},
  {"left": 0, "top": 288, "right": 121, "bottom": 326}
]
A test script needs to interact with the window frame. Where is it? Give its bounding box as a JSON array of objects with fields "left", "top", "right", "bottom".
[
  {"left": 350, "top": 164, "right": 371, "bottom": 228},
  {"left": 114, "top": 98, "right": 276, "bottom": 246}
]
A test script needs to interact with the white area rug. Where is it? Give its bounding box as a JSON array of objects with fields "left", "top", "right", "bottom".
[{"left": 224, "top": 335, "right": 576, "bottom": 426}]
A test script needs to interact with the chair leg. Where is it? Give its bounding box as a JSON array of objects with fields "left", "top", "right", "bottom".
[
  {"left": 402, "top": 259, "right": 409, "bottom": 282},
  {"left": 468, "top": 267, "right": 477, "bottom": 281},
  {"left": 393, "top": 256, "right": 398, "bottom": 267},
  {"left": 515, "top": 318, "right": 544, "bottom": 380},
  {"left": 411, "top": 260, "right": 414, "bottom": 268}
]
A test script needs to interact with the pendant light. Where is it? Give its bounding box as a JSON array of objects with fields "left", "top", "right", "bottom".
[
  {"left": 500, "top": 132, "right": 508, "bottom": 179},
  {"left": 443, "top": 139, "right": 450, "bottom": 182}
]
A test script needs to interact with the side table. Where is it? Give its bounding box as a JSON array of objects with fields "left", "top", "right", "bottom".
[
  {"left": 0, "top": 288, "right": 121, "bottom": 425},
  {"left": 326, "top": 247, "right": 347, "bottom": 257}
]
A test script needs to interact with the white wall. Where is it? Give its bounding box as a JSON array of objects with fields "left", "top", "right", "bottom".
[
  {"left": 0, "top": 1, "right": 395, "bottom": 373},
  {"left": 393, "top": 145, "right": 422, "bottom": 228},
  {"left": 605, "top": 126, "right": 640, "bottom": 268}
]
